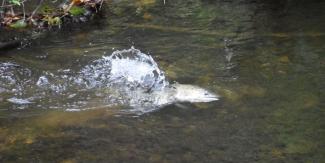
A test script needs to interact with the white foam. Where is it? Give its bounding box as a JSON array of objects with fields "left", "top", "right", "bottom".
[
  {"left": 78, "top": 47, "right": 168, "bottom": 90},
  {"left": 7, "top": 97, "right": 33, "bottom": 105}
]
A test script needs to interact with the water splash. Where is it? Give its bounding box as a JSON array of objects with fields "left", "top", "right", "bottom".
[
  {"left": 78, "top": 47, "right": 168, "bottom": 90},
  {"left": 0, "top": 62, "right": 33, "bottom": 96},
  {"left": 0, "top": 48, "right": 218, "bottom": 114},
  {"left": 7, "top": 97, "right": 34, "bottom": 105},
  {"left": 0, "top": 48, "right": 170, "bottom": 113}
]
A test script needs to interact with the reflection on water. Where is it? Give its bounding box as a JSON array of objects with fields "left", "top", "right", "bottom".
[{"left": 0, "top": 0, "right": 324, "bottom": 162}]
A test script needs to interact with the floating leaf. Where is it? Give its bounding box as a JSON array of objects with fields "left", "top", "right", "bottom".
[
  {"left": 9, "top": 0, "right": 21, "bottom": 6},
  {"left": 44, "top": 16, "right": 62, "bottom": 26},
  {"left": 52, "top": 17, "right": 62, "bottom": 26},
  {"left": 9, "top": 20, "right": 27, "bottom": 28},
  {"left": 278, "top": 55, "right": 290, "bottom": 63},
  {"left": 72, "top": 0, "right": 90, "bottom": 5},
  {"left": 69, "top": 6, "right": 86, "bottom": 16}
]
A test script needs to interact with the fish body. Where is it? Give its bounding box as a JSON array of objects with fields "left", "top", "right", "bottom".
[{"left": 105, "top": 83, "right": 218, "bottom": 113}]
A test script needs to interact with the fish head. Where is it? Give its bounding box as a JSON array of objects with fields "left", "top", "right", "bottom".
[{"left": 173, "top": 84, "right": 219, "bottom": 103}]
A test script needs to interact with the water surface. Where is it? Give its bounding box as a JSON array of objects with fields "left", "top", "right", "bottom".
[{"left": 0, "top": 0, "right": 324, "bottom": 162}]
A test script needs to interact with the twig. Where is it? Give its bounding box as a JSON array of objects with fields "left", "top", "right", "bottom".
[
  {"left": 10, "top": 6, "right": 14, "bottom": 16},
  {"left": 64, "top": 0, "right": 76, "bottom": 13},
  {"left": 29, "top": 0, "right": 43, "bottom": 19},
  {"left": 21, "top": 2, "right": 25, "bottom": 20},
  {"left": 0, "top": 0, "right": 5, "bottom": 18},
  {"left": 99, "top": 0, "right": 104, "bottom": 11}
]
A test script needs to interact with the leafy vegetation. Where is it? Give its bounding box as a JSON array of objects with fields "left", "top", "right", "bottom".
[
  {"left": 0, "top": 0, "right": 104, "bottom": 29},
  {"left": 69, "top": 6, "right": 86, "bottom": 16},
  {"left": 9, "top": 0, "right": 22, "bottom": 6}
]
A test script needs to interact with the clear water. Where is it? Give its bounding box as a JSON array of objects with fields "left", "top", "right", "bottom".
[{"left": 0, "top": 0, "right": 324, "bottom": 162}]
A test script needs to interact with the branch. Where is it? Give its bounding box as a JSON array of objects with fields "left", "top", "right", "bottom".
[
  {"left": 99, "top": 0, "right": 104, "bottom": 11},
  {"left": 21, "top": 1, "right": 25, "bottom": 20},
  {"left": 0, "top": 0, "right": 5, "bottom": 18},
  {"left": 29, "top": 0, "right": 43, "bottom": 19}
]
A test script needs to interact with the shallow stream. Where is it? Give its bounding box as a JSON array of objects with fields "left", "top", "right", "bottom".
[{"left": 0, "top": 0, "right": 324, "bottom": 162}]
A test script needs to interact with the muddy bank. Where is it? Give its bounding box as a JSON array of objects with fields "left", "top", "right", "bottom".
[{"left": 0, "top": 0, "right": 104, "bottom": 52}]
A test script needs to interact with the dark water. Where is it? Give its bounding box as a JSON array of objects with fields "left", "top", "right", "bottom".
[{"left": 0, "top": 0, "right": 324, "bottom": 162}]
